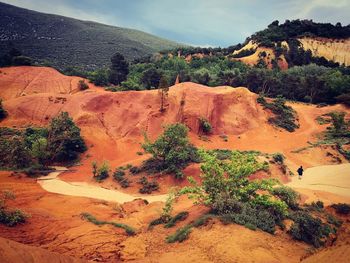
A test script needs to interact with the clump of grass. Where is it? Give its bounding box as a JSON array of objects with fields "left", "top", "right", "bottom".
[
  {"left": 165, "top": 214, "right": 214, "bottom": 243},
  {"left": 166, "top": 225, "right": 192, "bottom": 243},
  {"left": 164, "top": 211, "right": 189, "bottom": 228},
  {"left": 80, "top": 212, "right": 135, "bottom": 236}
]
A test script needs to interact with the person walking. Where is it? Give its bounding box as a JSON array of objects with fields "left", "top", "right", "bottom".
[{"left": 297, "top": 166, "right": 304, "bottom": 180}]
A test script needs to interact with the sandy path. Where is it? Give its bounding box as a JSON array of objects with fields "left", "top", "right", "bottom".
[
  {"left": 37, "top": 167, "right": 168, "bottom": 203},
  {"left": 287, "top": 163, "right": 350, "bottom": 197}
]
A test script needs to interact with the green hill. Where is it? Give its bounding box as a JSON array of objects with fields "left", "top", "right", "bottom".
[{"left": 0, "top": 2, "right": 184, "bottom": 70}]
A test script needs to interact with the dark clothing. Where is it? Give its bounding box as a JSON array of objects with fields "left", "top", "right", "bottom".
[{"left": 297, "top": 167, "right": 303, "bottom": 176}]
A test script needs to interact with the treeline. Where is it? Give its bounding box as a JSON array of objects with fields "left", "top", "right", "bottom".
[
  {"left": 73, "top": 54, "right": 350, "bottom": 105},
  {"left": 251, "top": 19, "right": 350, "bottom": 47}
]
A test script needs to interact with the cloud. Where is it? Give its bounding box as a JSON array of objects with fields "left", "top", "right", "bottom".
[{"left": 1, "top": 0, "right": 349, "bottom": 47}]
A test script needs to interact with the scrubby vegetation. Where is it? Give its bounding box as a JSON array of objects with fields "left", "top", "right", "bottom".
[
  {"left": 331, "top": 203, "right": 350, "bottom": 215},
  {"left": 289, "top": 211, "right": 333, "bottom": 248},
  {"left": 141, "top": 123, "right": 199, "bottom": 178},
  {"left": 0, "top": 98, "right": 8, "bottom": 120},
  {"left": 80, "top": 212, "right": 135, "bottom": 236},
  {"left": 139, "top": 176, "right": 159, "bottom": 194},
  {"left": 92, "top": 161, "right": 110, "bottom": 181},
  {"left": 113, "top": 168, "right": 130, "bottom": 188},
  {"left": 199, "top": 117, "right": 212, "bottom": 134},
  {"left": 0, "top": 112, "right": 86, "bottom": 173},
  {"left": 258, "top": 95, "right": 299, "bottom": 132},
  {"left": 0, "top": 190, "right": 28, "bottom": 227},
  {"left": 77, "top": 80, "right": 89, "bottom": 91},
  {"left": 169, "top": 149, "right": 340, "bottom": 246}
]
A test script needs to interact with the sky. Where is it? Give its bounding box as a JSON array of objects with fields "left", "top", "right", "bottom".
[{"left": 2, "top": 0, "right": 350, "bottom": 47}]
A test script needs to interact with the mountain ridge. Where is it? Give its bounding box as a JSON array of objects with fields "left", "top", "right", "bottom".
[{"left": 0, "top": 2, "right": 184, "bottom": 70}]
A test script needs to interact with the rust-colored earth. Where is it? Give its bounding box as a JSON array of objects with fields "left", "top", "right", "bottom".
[{"left": 0, "top": 66, "right": 350, "bottom": 262}]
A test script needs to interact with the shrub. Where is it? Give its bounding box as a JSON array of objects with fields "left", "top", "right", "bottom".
[
  {"left": 92, "top": 161, "right": 110, "bottom": 181},
  {"left": 139, "top": 176, "right": 159, "bottom": 194},
  {"left": 220, "top": 202, "right": 277, "bottom": 234},
  {"left": 47, "top": 112, "right": 86, "bottom": 162},
  {"left": 210, "top": 149, "right": 232, "bottom": 160},
  {"left": 113, "top": 168, "right": 130, "bottom": 188},
  {"left": 272, "top": 186, "right": 300, "bottom": 209},
  {"left": 199, "top": 117, "right": 212, "bottom": 134},
  {"left": 0, "top": 209, "right": 27, "bottom": 227},
  {"left": 81, "top": 212, "right": 135, "bottom": 236},
  {"left": 129, "top": 166, "right": 141, "bottom": 174},
  {"left": 289, "top": 211, "right": 332, "bottom": 247},
  {"left": 305, "top": 201, "right": 324, "bottom": 212},
  {"left": 166, "top": 225, "right": 192, "bottom": 243},
  {"left": 0, "top": 99, "right": 8, "bottom": 120},
  {"left": 78, "top": 80, "right": 89, "bottom": 90},
  {"left": 142, "top": 123, "right": 198, "bottom": 176},
  {"left": 272, "top": 153, "right": 285, "bottom": 163},
  {"left": 326, "top": 214, "right": 342, "bottom": 228},
  {"left": 331, "top": 203, "right": 350, "bottom": 215},
  {"left": 164, "top": 211, "right": 189, "bottom": 228},
  {"left": 258, "top": 96, "right": 299, "bottom": 132},
  {"left": 0, "top": 191, "right": 28, "bottom": 227}
]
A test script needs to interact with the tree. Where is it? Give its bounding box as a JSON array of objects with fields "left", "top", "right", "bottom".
[
  {"left": 47, "top": 112, "right": 86, "bottom": 162},
  {"left": 142, "top": 123, "right": 197, "bottom": 177},
  {"left": 141, "top": 68, "right": 161, "bottom": 89},
  {"left": 10, "top": 137, "right": 32, "bottom": 169},
  {"left": 0, "top": 99, "right": 8, "bottom": 120},
  {"left": 158, "top": 76, "right": 169, "bottom": 112},
  {"left": 109, "top": 52, "right": 129, "bottom": 85}
]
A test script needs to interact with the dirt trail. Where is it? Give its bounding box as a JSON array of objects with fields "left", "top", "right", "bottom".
[
  {"left": 287, "top": 163, "right": 350, "bottom": 197},
  {"left": 37, "top": 168, "right": 168, "bottom": 203}
]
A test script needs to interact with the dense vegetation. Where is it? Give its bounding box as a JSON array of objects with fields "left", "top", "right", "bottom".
[
  {"left": 170, "top": 149, "right": 340, "bottom": 246},
  {"left": 250, "top": 20, "right": 350, "bottom": 47},
  {"left": 89, "top": 53, "right": 350, "bottom": 105},
  {"left": 0, "top": 2, "right": 182, "bottom": 71},
  {"left": 0, "top": 112, "right": 86, "bottom": 172}
]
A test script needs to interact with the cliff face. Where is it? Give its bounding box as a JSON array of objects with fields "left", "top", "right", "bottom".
[{"left": 298, "top": 37, "right": 350, "bottom": 66}]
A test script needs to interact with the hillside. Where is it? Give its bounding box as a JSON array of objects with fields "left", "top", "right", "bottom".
[
  {"left": 0, "top": 66, "right": 350, "bottom": 262},
  {"left": 0, "top": 2, "right": 183, "bottom": 70}
]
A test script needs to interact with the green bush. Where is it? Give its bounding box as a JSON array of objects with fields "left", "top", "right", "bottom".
[
  {"left": 139, "top": 176, "right": 159, "bottom": 194},
  {"left": 199, "top": 117, "right": 212, "bottom": 134},
  {"left": 81, "top": 212, "right": 135, "bottom": 236},
  {"left": 164, "top": 211, "right": 189, "bottom": 228},
  {"left": 78, "top": 80, "right": 89, "bottom": 90},
  {"left": 92, "top": 161, "right": 110, "bottom": 181},
  {"left": 113, "top": 168, "right": 130, "bottom": 188},
  {"left": 0, "top": 191, "right": 28, "bottom": 227},
  {"left": 272, "top": 153, "right": 285, "bottom": 164},
  {"left": 129, "top": 166, "right": 141, "bottom": 174},
  {"left": 305, "top": 201, "right": 324, "bottom": 212},
  {"left": 166, "top": 225, "right": 192, "bottom": 243},
  {"left": 326, "top": 214, "right": 342, "bottom": 228},
  {"left": 0, "top": 209, "right": 27, "bottom": 227},
  {"left": 272, "top": 186, "right": 300, "bottom": 209},
  {"left": 258, "top": 96, "right": 299, "bottom": 132},
  {"left": 220, "top": 202, "right": 277, "bottom": 234},
  {"left": 331, "top": 203, "right": 350, "bottom": 215},
  {"left": 0, "top": 99, "right": 7, "bottom": 121},
  {"left": 142, "top": 123, "right": 198, "bottom": 176},
  {"left": 47, "top": 112, "right": 86, "bottom": 162},
  {"left": 289, "top": 211, "right": 332, "bottom": 247}
]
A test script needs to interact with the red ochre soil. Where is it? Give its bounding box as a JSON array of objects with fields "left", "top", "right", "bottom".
[{"left": 1, "top": 66, "right": 350, "bottom": 262}]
